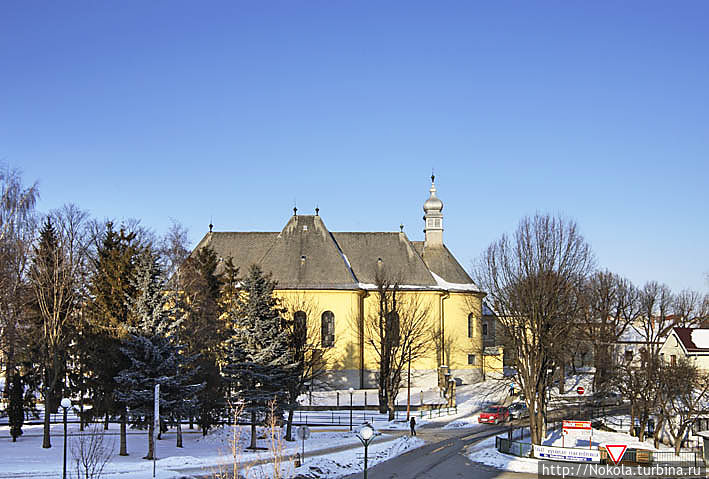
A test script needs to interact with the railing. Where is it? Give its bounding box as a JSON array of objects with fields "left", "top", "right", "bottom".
[
  {"left": 651, "top": 450, "right": 703, "bottom": 467},
  {"left": 496, "top": 436, "right": 532, "bottom": 457}
]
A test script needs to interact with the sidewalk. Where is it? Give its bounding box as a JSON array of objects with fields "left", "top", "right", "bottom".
[{"left": 166, "top": 429, "right": 410, "bottom": 477}]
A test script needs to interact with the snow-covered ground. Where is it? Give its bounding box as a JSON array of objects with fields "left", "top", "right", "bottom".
[
  {"left": 0, "top": 420, "right": 420, "bottom": 478},
  {"left": 467, "top": 424, "right": 681, "bottom": 473}
]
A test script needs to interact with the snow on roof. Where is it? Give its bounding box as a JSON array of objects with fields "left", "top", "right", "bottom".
[
  {"left": 692, "top": 330, "right": 709, "bottom": 349},
  {"left": 430, "top": 271, "right": 483, "bottom": 293}
]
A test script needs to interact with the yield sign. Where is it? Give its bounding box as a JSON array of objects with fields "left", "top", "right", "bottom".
[{"left": 606, "top": 445, "right": 627, "bottom": 465}]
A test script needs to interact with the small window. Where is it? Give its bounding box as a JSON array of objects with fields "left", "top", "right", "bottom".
[
  {"left": 468, "top": 354, "right": 476, "bottom": 365},
  {"left": 434, "top": 218, "right": 441, "bottom": 227},
  {"left": 321, "top": 311, "right": 335, "bottom": 348},
  {"left": 468, "top": 313, "right": 475, "bottom": 338},
  {"left": 482, "top": 322, "right": 488, "bottom": 336},
  {"left": 624, "top": 350, "right": 633, "bottom": 362},
  {"left": 386, "top": 311, "right": 400, "bottom": 347},
  {"left": 671, "top": 355, "right": 676, "bottom": 366}
]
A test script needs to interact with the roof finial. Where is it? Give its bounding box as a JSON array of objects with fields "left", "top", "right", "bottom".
[
  {"left": 400, "top": 223, "right": 404, "bottom": 232},
  {"left": 209, "top": 217, "right": 213, "bottom": 233},
  {"left": 431, "top": 168, "right": 435, "bottom": 184},
  {"left": 293, "top": 206, "right": 298, "bottom": 216},
  {"left": 315, "top": 206, "right": 319, "bottom": 216}
]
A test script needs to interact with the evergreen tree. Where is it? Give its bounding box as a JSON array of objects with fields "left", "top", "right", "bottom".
[
  {"left": 221, "top": 265, "right": 295, "bottom": 449},
  {"left": 115, "top": 251, "right": 200, "bottom": 459},
  {"left": 8, "top": 373, "right": 24, "bottom": 441},
  {"left": 176, "top": 247, "right": 227, "bottom": 436},
  {"left": 85, "top": 221, "right": 140, "bottom": 455}
]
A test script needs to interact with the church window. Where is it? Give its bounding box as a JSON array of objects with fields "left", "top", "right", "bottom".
[
  {"left": 482, "top": 322, "right": 488, "bottom": 336},
  {"left": 468, "top": 354, "right": 476, "bottom": 365},
  {"left": 386, "top": 311, "right": 400, "bottom": 347},
  {"left": 294, "top": 311, "right": 307, "bottom": 337},
  {"left": 468, "top": 313, "right": 475, "bottom": 338},
  {"left": 321, "top": 311, "right": 335, "bottom": 348}
]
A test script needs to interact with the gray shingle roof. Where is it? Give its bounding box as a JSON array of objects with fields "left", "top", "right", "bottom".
[{"left": 194, "top": 215, "right": 481, "bottom": 292}]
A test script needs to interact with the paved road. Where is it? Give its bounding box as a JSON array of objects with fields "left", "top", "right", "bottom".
[{"left": 341, "top": 423, "right": 537, "bottom": 479}]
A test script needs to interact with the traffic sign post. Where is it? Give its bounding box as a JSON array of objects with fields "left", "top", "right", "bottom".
[
  {"left": 577, "top": 386, "right": 585, "bottom": 395},
  {"left": 297, "top": 426, "right": 311, "bottom": 463}
]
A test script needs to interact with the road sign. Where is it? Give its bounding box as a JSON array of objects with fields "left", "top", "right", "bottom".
[
  {"left": 563, "top": 420, "right": 592, "bottom": 430},
  {"left": 577, "top": 386, "right": 585, "bottom": 395},
  {"left": 297, "top": 426, "right": 311, "bottom": 440},
  {"left": 605, "top": 445, "right": 628, "bottom": 465},
  {"left": 563, "top": 420, "right": 593, "bottom": 449}
]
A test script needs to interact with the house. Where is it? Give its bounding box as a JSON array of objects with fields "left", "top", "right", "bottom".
[
  {"left": 659, "top": 327, "right": 709, "bottom": 371},
  {"left": 191, "top": 177, "right": 498, "bottom": 389}
]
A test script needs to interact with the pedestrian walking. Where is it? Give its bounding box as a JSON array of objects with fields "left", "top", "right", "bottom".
[{"left": 410, "top": 416, "right": 416, "bottom": 436}]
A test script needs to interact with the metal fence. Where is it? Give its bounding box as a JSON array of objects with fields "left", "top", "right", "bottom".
[
  {"left": 651, "top": 450, "right": 704, "bottom": 467},
  {"left": 496, "top": 436, "right": 532, "bottom": 457}
]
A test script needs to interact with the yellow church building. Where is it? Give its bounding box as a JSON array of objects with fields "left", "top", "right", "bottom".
[{"left": 193, "top": 177, "right": 496, "bottom": 389}]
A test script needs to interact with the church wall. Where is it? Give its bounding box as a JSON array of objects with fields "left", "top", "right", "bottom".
[{"left": 275, "top": 288, "right": 486, "bottom": 390}]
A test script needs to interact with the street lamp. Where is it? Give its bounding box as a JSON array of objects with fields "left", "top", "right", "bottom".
[
  {"left": 348, "top": 387, "right": 354, "bottom": 431},
  {"left": 356, "top": 424, "right": 376, "bottom": 479},
  {"left": 60, "top": 397, "right": 72, "bottom": 479}
]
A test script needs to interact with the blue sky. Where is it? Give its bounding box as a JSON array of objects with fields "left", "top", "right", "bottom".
[{"left": 2, "top": 1, "right": 708, "bottom": 292}]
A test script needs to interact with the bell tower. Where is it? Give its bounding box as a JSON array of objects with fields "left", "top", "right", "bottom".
[{"left": 423, "top": 174, "right": 443, "bottom": 247}]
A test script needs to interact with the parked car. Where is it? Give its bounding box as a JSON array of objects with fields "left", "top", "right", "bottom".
[
  {"left": 508, "top": 402, "right": 528, "bottom": 419},
  {"left": 591, "top": 391, "right": 623, "bottom": 407},
  {"left": 478, "top": 406, "right": 510, "bottom": 424}
]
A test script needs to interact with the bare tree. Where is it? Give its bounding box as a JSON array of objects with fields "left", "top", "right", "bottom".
[
  {"left": 29, "top": 205, "right": 89, "bottom": 448},
  {"left": 637, "top": 281, "right": 675, "bottom": 357},
  {"left": 580, "top": 271, "right": 640, "bottom": 391},
  {"left": 279, "top": 293, "right": 333, "bottom": 441},
  {"left": 658, "top": 357, "right": 709, "bottom": 454},
  {"left": 673, "top": 289, "right": 705, "bottom": 326},
  {"left": 364, "top": 272, "right": 432, "bottom": 421},
  {"left": 474, "top": 214, "right": 594, "bottom": 445},
  {"left": 0, "top": 165, "right": 38, "bottom": 399},
  {"left": 71, "top": 425, "right": 115, "bottom": 479}
]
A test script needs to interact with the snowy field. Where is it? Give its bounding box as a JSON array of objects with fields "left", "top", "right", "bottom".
[
  {"left": 0, "top": 420, "right": 420, "bottom": 478},
  {"left": 467, "top": 424, "right": 682, "bottom": 473}
]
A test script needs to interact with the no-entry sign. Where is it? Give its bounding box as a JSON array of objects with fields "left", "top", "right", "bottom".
[{"left": 577, "top": 386, "right": 585, "bottom": 395}]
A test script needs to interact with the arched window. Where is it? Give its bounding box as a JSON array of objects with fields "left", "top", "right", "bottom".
[
  {"left": 468, "top": 313, "right": 475, "bottom": 338},
  {"left": 321, "top": 311, "right": 335, "bottom": 348},
  {"left": 293, "top": 311, "right": 307, "bottom": 339},
  {"left": 386, "top": 311, "right": 400, "bottom": 347}
]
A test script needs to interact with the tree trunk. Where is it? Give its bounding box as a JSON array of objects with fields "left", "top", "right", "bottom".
[
  {"left": 558, "top": 363, "right": 565, "bottom": 395},
  {"left": 176, "top": 420, "right": 183, "bottom": 448},
  {"left": 42, "top": 390, "right": 51, "bottom": 448},
  {"left": 144, "top": 421, "right": 155, "bottom": 460},
  {"left": 119, "top": 412, "right": 128, "bottom": 456},
  {"left": 285, "top": 408, "right": 295, "bottom": 441},
  {"left": 387, "top": 394, "right": 396, "bottom": 421},
  {"left": 79, "top": 395, "right": 85, "bottom": 432},
  {"left": 189, "top": 415, "right": 194, "bottom": 430},
  {"left": 249, "top": 410, "right": 257, "bottom": 449},
  {"left": 653, "top": 416, "right": 664, "bottom": 449},
  {"left": 104, "top": 412, "right": 109, "bottom": 430}
]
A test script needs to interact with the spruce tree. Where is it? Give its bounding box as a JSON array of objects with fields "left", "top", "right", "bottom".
[
  {"left": 177, "top": 247, "right": 226, "bottom": 436},
  {"left": 222, "top": 265, "right": 295, "bottom": 449},
  {"left": 86, "top": 221, "right": 140, "bottom": 455},
  {"left": 115, "top": 251, "right": 200, "bottom": 459}
]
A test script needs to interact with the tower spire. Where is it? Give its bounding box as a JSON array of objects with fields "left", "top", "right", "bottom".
[{"left": 423, "top": 174, "right": 443, "bottom": 247}]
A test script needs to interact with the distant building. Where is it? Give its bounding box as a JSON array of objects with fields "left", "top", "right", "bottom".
[
  {"left": 659, "top": 327, "right": 709, "bottom": 370},
  {"left": 192, "top": 177, "right": 498, "bottom": 388}
]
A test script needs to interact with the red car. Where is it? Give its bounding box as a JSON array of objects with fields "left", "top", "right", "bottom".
[{"left": 478, "top": 406, "right": 509, "bottom": 424}]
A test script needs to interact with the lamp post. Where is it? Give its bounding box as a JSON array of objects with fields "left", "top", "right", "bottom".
[
  {"left": 348, "top": 387, "right": 354, "bottom": 431},
  {"left": 60, "top": 397, "right": 71, "bottom": 479},
  {"left": 356, "top": 424, "right": 375, "bottom": 479}
]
